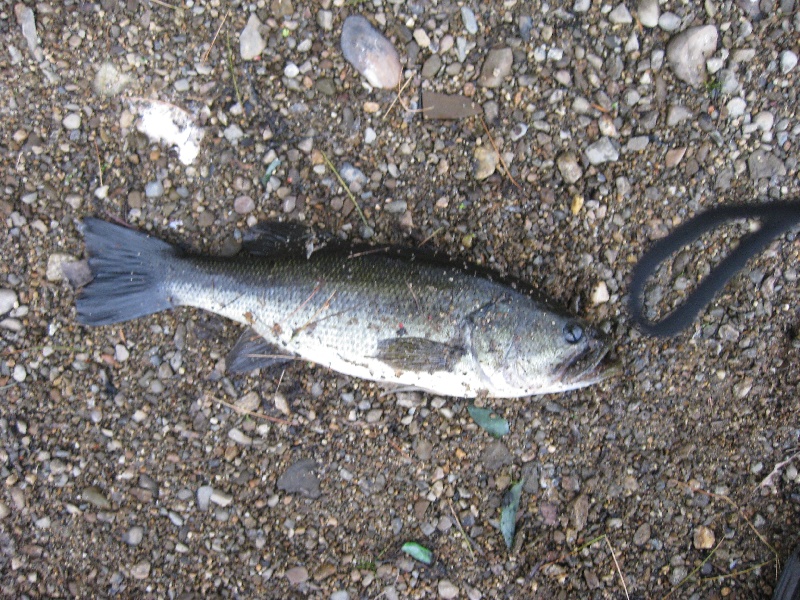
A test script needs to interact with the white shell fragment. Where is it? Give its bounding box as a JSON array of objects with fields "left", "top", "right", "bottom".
[
  {"left": 340, "top": 15, "right": 402, "bottom": 89},
  {"left": 131, "top": 99, "right": 204, "bottom": 165}
]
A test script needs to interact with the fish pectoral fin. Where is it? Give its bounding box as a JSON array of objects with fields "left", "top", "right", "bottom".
[
  {"left": 227, "top": 328, "right": 297, "bottom": 373},
  {"left": 376, "top": 337, "right": 465, "bottom": 373}
]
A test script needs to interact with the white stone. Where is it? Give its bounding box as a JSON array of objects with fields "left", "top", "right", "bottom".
[
  {"left": 609, "top": 4, "right": 633, "bottom": 24},
  {"left": 0, "top": 289, "right": 17, "bottom": 315},
  {"left": 781, "top": 50, "right": 798, "bottom": 74},
  {"left": 13, "top": 364, "right": 26, "bottom": 383},
  {"left": 62, "top": 113, "right": 81, "bottom": 130},
  {"left": 637, "top": 0, "right": 660, "bottom": 28},
  {"left": 726, "top": 97, "right": 747, "bottom": 118},
  {"left": 240, "top": 14, "right": 266, "bottom": 60},
  {"left": 592, "top": 282, "right": 610, "bottom": 304}
]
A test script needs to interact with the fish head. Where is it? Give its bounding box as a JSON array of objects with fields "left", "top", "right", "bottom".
[{"left": 469, "top": 299, "right": 619, "bottom": 397}]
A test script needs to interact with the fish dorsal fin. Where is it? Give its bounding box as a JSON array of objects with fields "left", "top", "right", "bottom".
[
  {"left": 227, "top": 328, "right": 298, "bottom": 373},
  {"left": 242, "top": 221, "right": 326, "bottom": 256}
]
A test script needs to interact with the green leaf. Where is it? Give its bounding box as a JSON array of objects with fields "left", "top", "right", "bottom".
[
  {"left": 401, "top": 541, "right": 433, "bottom": 565},
  {"left": 500, "top": 478, "right": 525, "bottom": 550},
  {"left": 468, "top": 405, "right": 510, "bottom": 438}
]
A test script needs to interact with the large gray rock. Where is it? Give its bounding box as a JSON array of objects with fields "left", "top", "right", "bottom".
[{"left": 666, "top": 25, "right": 718, "bottom": 87}]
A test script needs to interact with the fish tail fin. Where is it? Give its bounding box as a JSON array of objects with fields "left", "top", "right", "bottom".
[{"left": 76, "top": 218, "right": 178, "bottom": 326}]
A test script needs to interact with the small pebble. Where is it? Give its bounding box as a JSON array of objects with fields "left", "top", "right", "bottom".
[
  {"left": 144, "top": 181, "right": 163, "bottom": 198},
  {"left": 726, "top": 97, "right": 747, "bottom": 118},
  {"left": 13, "top": 364, "right": 26, "bottom": 382},
  {"left": 330, "top": 591, "right": 350, "bottom": 600},
  {"left": 124, "top": 526, "right": 144, "bottom": 546},
  {"left": 693, "top": 525, "right": 715, "bottom": 549},
  {"left": 197, "top": 485, "right": 213, "bottom": 511},
  {"left": 131, "top": 561, "right": 150, "bottom": 580},
  {"left": 478, "top": 47, "right": 513, "bottom": 88},
  {"left": 317, "top": 10, "right": 333, "bottom": 31},
  {"left": 638, "top": 0, "right": 660, "bottom": 27},
  {"left": 62, "top": 113, "right": 81, "bottom": 130},
  {"left": 46, "top": 253, "right": 79, "bottom": 282},
  {"left": 510, "top": 123, "right": 528, "bottom": 141},
  {"left": 93, "top": 62, "right": 131, "bottom": 97},
  {"left": 634, "top": 522, "right": 651, "bottom": 546},
  {"left": 210, "top": 489, "right": 233, "bottom": 507},
  {"left": 82, "top": 486, "right": 111, "bottom": 510},
  {"left": 473, "top": 146, "right": 499, "bottom": 180},
  {"left": 228, "top": 428, "right": 252, "bottom": 446},
  {"left": 224, "top": 124, "right": 244, "bottom": 143},
  {"left": 592, "top": 282, "right": 610, "bottom": 304},
  {"left": 781, "top": 50, "right": 798, "bottom": 74},
  {"left": 557, "top": 153, "right": 583, "bottom": 183},
  {"left": 0, "top": 289, "right": 17, "bottom": 315},
  {"left": 665, "top": 147, "right": 687, "bottom": 168},
  {"left": 461, "top": 7, "right": 478, "bottom": 33},
  {"left": 438, "top": 579, "right": 459, "bottom": 599},
  {"left": 658, "top": 12, "right": 682, "bottom": 31},
  {"left": 278, "top": 459, "right": 321, "bottom": 499},
  {"left": 609, "top": 4, "right": 633, "bottom": 24},
  {"left": 286, "top": 566, "right": 309, "bottom": 585},
  {"left": 234, "top": 195, "right": 255, "bottom": 214},
  {"left": 585, "top": 137, "right": 619, "bottom": 164},
  {"left": 284, "top": 62, "right": 300, "bottom": 78}
]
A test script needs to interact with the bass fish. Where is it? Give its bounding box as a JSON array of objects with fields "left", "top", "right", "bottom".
[{"left": 76, "top": 219, "right": 618, "bottom": 398}]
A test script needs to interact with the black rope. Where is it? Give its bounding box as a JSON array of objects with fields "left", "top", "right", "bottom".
[{"left": 629, "top": 200, "right": 800, "bottom": 337}]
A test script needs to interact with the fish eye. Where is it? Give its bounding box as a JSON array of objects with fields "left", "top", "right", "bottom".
[{"left": 563, "top": 322, "right": 584, "bottom": 344}]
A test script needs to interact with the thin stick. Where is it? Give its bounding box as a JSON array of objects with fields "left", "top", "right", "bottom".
[
  {"left": 150, "top": 0, "right": 181, "bottom": 10},
  {"left": 225, "top": 32, "right": 242, "bottom": 107},
  {"left": 287, "top": 281, "right": 322, "bottom": 321},
  {"left": 679, "top": 482, "right": 778, "bottom": 559},
  {"left": 94, "top": 139, "right": 104, "bottom": 188},
  {"left": 604, "top": 536, "right": 629, "bottom": 600},
  {"left": 202, "top": 10, "right": 229, "bottom": 64},
  {"left": 294, "top": 291, "right": 337, "bottom": 336},
  {"left": 383, "top": 75, "right": 415, "bottom": 121},
  {"left": 275, "top": 369, "right": 285, "bottom": 394},
  {"left": 479, "top": 115, "right": 521, "bottom": 190},
  {"left": 214, "top": 396, "right": 291, "bottom": 425},
  {"left": 447, "top": 499, "right": 482, "bottom": 559},
  {"left": 757, "top": 449, "right": 800, "bottom": 491},
  {"left": 700, "top": 559, "right": 774, "bottom": 582},
  {"left": 663, "top": 536, "right": 726, "bottom": 599},
  {"left": 418, "top": 227, "right": 443, "bottom": 247},
  {"left": 406, "top": 282, "right": 421, "bottom": 312},
  {"left": 321, "top": 151, "right": 369, "bottom": 228}
]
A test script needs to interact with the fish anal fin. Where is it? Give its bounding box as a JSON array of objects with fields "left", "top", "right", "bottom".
[{"left": 227, "top": 328, "right": 296, "bottom": 373}]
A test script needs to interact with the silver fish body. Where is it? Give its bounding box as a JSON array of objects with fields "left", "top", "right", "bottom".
[{"left": 76, "top": 219, "right": 617, "bottom": 398}]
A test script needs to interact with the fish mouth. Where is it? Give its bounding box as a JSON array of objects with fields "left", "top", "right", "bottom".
[{"left": 556, "top": 339, "right": 621, "bottom": 389}]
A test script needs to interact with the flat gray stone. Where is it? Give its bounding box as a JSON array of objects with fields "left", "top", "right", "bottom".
[
  {"left": 478, "top": 48, "right": 513, "bottom": 87},
  {"left": 747, "top": 150, "right": 786, "bottom": 181},
  {"left": 585, "top": 136, "right": 619, "bottom": 164},
  {"left": 278, "top": 458, "right": 321, "bottom": 499}
]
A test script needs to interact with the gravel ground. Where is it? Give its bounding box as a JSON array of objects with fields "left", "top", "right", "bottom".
[{"left": 2, "top": 0, "right": 799, "bottom": 598}]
